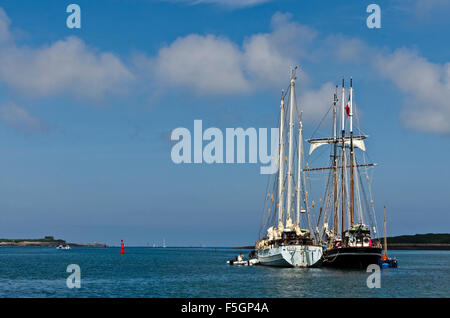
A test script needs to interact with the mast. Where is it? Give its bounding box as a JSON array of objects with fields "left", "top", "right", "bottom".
[
  {"left": 340, "top": 79, "right": 346, "bottom": 236},
  {"left": 296, "top": 118, "right": 303, "bottom": 228},
  {"left": 277, "top": 92, "right": 285, "bottom": 231},
  {"left": 285, "top": 67, "right": 297, "bottom": 229},
  {"left": 332, "top": 89, "right": 338, "bottom": 236},
  {"left": 349, "top": 77, "right": 355, "bottom": 226},
  {"left": 384, "top": 205, "right": 387, "bottom": 256}
]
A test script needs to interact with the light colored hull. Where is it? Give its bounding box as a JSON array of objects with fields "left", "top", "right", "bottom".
[{"left": 256, "top": 245, "right": 323, "bottom": 268}]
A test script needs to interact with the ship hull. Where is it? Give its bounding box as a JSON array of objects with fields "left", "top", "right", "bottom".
[
  {"left": 256, "top": 245, "right": 323, "bottom": 268},
  {"left": 322, "top": 247, "right": 382, "bottom": 269}
]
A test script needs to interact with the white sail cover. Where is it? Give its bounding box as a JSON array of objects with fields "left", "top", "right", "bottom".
[
  {"left": 267, "top": 226, "right": 275, "bottom": 241},
  {"left": 308, "top": 141, "right": 330, "bottom": 155},
  {"left": 308, "top": 137, "right": 366, "bottom": 155},
  {"left": 346, "top": 139, "right": 366, "bottom": 152}
]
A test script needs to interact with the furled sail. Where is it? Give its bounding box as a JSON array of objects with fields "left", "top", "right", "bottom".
[
  {"left": 345, "top": 138, "right": 366, "bottom": 152},
  {"left": 308, "top": 141, "right": 330, "bottom": 155},
  {"left": 307, "top": 135, "right": 367, "bottom": 155}
]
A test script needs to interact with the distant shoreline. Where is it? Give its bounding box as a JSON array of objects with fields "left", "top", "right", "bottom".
[
  {"left": 0, "top": 242, "right": 105, "bottom": 247},
  {"left": 2, "top": 233, "right": 449, "bottom": 250},
  {"left": 386, "top": 243, "right": 450, "bottom": 250},
  {"left": 0, "top": 236, "right": 104, "bottom": 247},
  {"left": 233, "top": 244, "right": 450, "bottom": 250},
  {"left": 233, "top": 233, "right": 450, "bottom": 250}
]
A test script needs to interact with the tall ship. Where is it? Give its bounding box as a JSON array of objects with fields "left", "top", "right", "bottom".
[
  {"left": 306, "top": 78, "right": 382, "bottom": 269},
  {"left": 255, "top": 68, "right": 323, "bottom": 268}
]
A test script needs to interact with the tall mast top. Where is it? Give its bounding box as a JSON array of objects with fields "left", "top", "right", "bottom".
[
  {"left": 291, "top": 66, "right": 298, "bottom": 82},
  {"left": 333, "top": 86, "right": 338, "bottom": 139},
  {"left": 341, "top": 79, "right": 345, "bottom": 133},
  {"left": 350, "top": 77, "right": 353, "bottom": 133},
  {"left": 285, "top": 66, "right": 297, "bottom": 229}
]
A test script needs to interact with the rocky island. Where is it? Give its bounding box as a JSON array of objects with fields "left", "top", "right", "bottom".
[{"left": 0, "top": 236, "right": 105, "bottom": 247}]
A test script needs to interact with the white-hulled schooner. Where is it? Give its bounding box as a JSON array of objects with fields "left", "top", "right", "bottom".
[
  {"left": 255, "top": 68, "right": 323, "bottom": 267},
  {"left": 307, "top": 78, "right": 382, "bottom": 269}
]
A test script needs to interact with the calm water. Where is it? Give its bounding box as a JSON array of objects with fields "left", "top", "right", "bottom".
[{"left": 0, "top": 247, "right": 448, "bottom": 297}]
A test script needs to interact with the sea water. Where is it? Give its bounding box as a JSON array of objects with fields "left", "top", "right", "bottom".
[{"left": 0, "top": 247, "right": 448, "bottom": 297}]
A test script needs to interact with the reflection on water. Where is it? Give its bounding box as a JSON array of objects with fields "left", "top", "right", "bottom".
[{"left": 0, "top": 247, "right": 448, "bottom": 297}]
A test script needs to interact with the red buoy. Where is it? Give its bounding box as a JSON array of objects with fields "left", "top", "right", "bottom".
[{"left": 120, "top": 240, "right": 125, "bottom": 254}]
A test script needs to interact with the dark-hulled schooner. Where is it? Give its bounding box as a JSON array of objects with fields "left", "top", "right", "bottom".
[{"left": 307, "top": 78, "right": 382, "bottom": 269}]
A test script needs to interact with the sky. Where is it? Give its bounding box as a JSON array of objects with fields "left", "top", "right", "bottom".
[{"left": 0, "top": 0, "right": 448, "bottom": 246}]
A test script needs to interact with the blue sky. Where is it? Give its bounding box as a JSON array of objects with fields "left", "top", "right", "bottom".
[{"left": 0, "top": 0, "right": 448, "bottom": 246}]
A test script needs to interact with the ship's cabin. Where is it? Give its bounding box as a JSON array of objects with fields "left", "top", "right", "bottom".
[
  {"left": 342, "top": 225, "right": 372, "bottom": 247},
  {"left": 282, "top": 230, "right": 298, "bottom": 240},
  {"left": 257, "top": 227, "right": 316, "bottom": 250},
  {"left": 280, "top": 229, "right": 314, "bottom": 246}
]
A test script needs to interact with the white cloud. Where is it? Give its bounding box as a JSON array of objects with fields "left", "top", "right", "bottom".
[
  {"left": 168, "top": 0, "right": 272, "bottom": 9},
  {"left": 319, "top": 32, "right": 450, "bottom": 134},
  {"left": 1, "top": 6, "right": 448, "bottom": 134},
  {"left": 323, "top": 34, "right": 372, "bottom": 64},
  {"left": 375, "top": 49, "right": 450, "bottom": 133},
  {"left": 0, "top": 8, "right": 11, "bottom": 45},
  {"left": 0, "top": 9, "right": 133, "bottom": 100},
  {"left": 298, "top": 82, "right": 336, "bottom": 123},
  {"left": 243, "top": 12, "right": 316, "bottom": 86},
  {"left": 413, "top": 0, "right": 450, "bottom": 14},
  {"left": 144, "top": 12, "right": 315, "bottom": 95},
  {"left": 151, "top": 34, "right": 249, "bottom": 95},
  {"left": 0, "top": 102, "right": 49, "bottom": 134}
]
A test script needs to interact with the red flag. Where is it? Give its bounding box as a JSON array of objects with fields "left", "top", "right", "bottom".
[
  {"left": 345, "top": 95, "right": 351, "bottom": 116},
  {"left": 345, "top": 103, "right": 350, "bottom": 116}
]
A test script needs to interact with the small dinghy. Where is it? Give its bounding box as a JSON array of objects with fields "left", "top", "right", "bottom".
[
  {"left": 227, "top": 253, "right": 247, "bottom": 265},
  {"left": 380, "top": 256, "right": 398, "bottom": 268},
  {"left": 227, "top": 252, "right": 259, "bottom": 266},
  {"left": 227, "top": 259, "right": 249, "bottom": 266}
]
